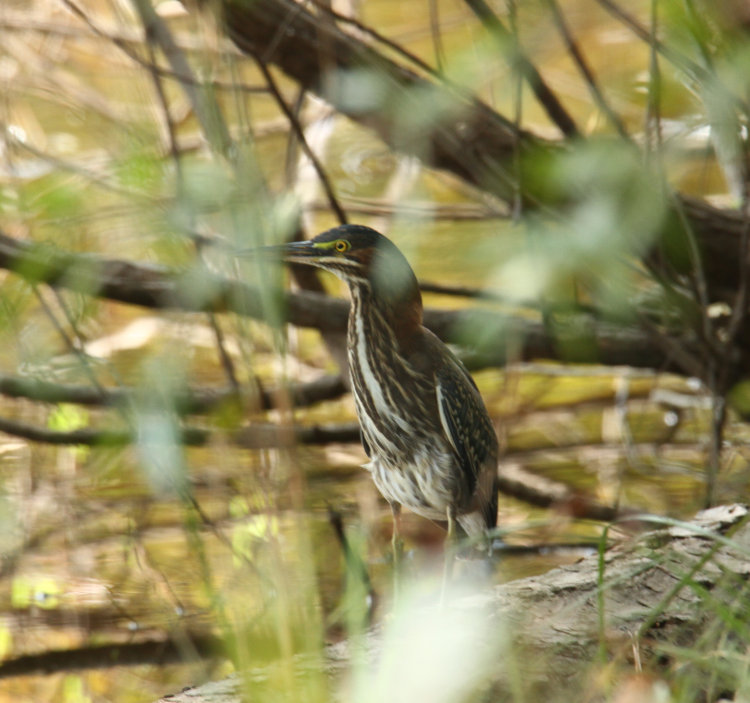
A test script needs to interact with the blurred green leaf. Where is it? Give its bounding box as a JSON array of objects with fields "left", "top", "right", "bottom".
[
  {"left": 11, "top": 575, "right": 61, "bottom": 610},
  {"left": 48, "top": 403, "right": 89, "bottom": 433},
  {"left": 63, "top": 675, "right": 92, "bottom": 703}
]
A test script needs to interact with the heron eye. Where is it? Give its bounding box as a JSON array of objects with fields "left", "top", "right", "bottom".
[{"left": 334, "top": 240, "right": 350, "bottom": 253}]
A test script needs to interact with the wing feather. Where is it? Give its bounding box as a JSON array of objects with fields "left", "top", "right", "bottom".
[{"left": 434, "top": 352, "right": 499, "bottom": 529}]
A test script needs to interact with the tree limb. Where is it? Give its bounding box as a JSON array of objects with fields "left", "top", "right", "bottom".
[
  {"left": 153, "top": 504, "right": 750, "bottom": 702},
  {"left": 0, "top": 229, "right": 681, "bottom": 372},
  {"left": 0, "top": 371, "right": 347, "bottom": 413},
  {"left": 209, "top": 0, "right": 750, "bottom": 305}
]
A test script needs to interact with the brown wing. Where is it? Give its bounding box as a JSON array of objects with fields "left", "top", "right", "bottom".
[{"left": 434, "top": 349, "right": 499, "bottom": 529}]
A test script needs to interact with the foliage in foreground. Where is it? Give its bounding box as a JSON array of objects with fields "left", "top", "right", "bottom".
[{"left": 2, "top": 0, "right": 750, "bottom": 701}]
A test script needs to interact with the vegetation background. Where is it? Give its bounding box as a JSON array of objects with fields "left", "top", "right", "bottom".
[{"left": 1, "top": 0, "right": 750, "bottom": 701}]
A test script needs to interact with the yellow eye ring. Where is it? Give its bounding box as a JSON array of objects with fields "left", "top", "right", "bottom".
[{"left": 334, "top": 240, "right": 350, "bottom": 253}]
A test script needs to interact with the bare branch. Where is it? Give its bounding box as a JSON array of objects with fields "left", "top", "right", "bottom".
[
  {"left": 0, "top": 229, "right": 682, "bottom": 371},
  {"left": 463, "top": 0, "right": 579, "bottom": 138},
  {"left": 0, "top": 371, "right": 346, "bottom": 413},
  {"left": 0, "top": 414, "right": 358, "bottom": 448},
  {"left": 210, "top": 0, "right": 750, "bottom": 307}
]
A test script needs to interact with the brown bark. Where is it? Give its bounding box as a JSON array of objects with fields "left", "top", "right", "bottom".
[
  {"left": 155, "top": 504, "right": 750, "bottom": 702},
  {"left": 211, "top": 0, "right": 750, "bottom": 314},
  {"left": 0, "top": 229, "right": 678, "bottom": 371},
  {"left": 0, "top": 634, "right": 223, "bottom": 680},
  {"left": 0, "top": 370, "right": 346, "bottom": 413},
  {"left": 217, "top": 0, "right": 530, "bottom": 203}
]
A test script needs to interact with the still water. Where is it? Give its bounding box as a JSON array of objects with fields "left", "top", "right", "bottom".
[{"left": 0, "top": 0, "right": 743, "bottom": 701}]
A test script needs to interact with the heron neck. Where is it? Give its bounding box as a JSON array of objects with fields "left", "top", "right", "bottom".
[{"left": 349, "top": 280, "right": 423, "bottom": 348}]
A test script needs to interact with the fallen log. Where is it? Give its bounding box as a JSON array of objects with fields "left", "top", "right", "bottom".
[{"left": 157, "top": 503, "right": 750, "bottom": 702}]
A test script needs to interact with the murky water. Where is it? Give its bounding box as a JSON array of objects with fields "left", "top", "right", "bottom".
[{"left": 0, "top": 0, "right": 743, "bottom": 700}]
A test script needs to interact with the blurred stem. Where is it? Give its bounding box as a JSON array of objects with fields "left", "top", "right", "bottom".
[
  {"left": 705, "top": 391, "right": 726, "bottom": 508},
  {"left": 255, "top": 58, "right": 347, "bottom": 224},
  {"left": 130, "top": 0, "right": 233, "bottom": 157},
  {"left": 31, "top": 286, "right": 106, "bottom": 397},
  {"left": 284, "top": 88, "right": 307, "bottom": 186},
  {"left": 645, "top": 0, "right": 662, "bottom": 156},
  {"left": 463, "top": 0, "right": 579, "bottom": 138},
  {"left": 61, "top": 0, "right": 265, "bottom": 93},
  {"left": 682, "top": 0, "right": 715, "bottom": 68},
  {"left": 595, "top": 0, "right": 705, "bottom": 86},
  {"left": 209, "top": 314, "right": 241, "bottom": 393},
  {"left": 544, "top": 0, "right": 629, "bottom": 139},
  {"left": 328, "top": 508, "right": 376, "bottom": 629},
  {"left": 182, "top": 492, "right": 236, "bottom": 655},
  {"left": 145, "top": 39, "right": 184, "bottom": 183},
  {"left": 428, "top": 0, "right": 445, "bottom": 72},
  {"left": 506, "top": 0, "right": 524, "bottom": 220},
  {"left": 0, "top": 370, "right": 347, "bottom": 413},
  {"left": 141, "top": 21, "right": 241, "bottom": 393}
]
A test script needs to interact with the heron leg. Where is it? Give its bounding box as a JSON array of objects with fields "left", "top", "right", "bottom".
[
  {"left": 390, "top": 503, "right": 403, "bottom": 598},
  {"left": 441, "top": 505, "right": 457, "bottom": 604}
]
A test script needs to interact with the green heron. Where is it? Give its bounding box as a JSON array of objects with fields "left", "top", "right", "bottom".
[{"left": 269, "top": 225, "right": 499, "bottom": 564}]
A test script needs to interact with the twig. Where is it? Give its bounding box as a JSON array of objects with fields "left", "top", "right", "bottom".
[
  {"left": 255, "top": 58, "right": 347, "bottom": 224},
  {"left": 463, "top": 0, "right": 580, "bottom": 138},
  {"left": 142, "top": 18, "right": 242, "bottom": 394},
  {"left": 307, "top": 196, "right": 510, "bottom": 220},
  {"left": 58, "top": 0, "right": 265, "bottom": 93},
  {"left": 596, "top": 0, "right": 750, "bottom": 116},
  {"left": 129, "top": 0, "right": 232, "bottom": 156},
  {"left": 0, "top": 634, "right": 224, "bottom": 678},
  {"left": 507, "top": 0, "right": 524, "bottom": 220},
  {"left": 428, "top": 0, "right": 446, "bottom": 72},
  {"left": 0, "top": 228, "right": 684, "bottom": 372},
  {"left": 31, "top": 287, "right": 108, "bottom": 397},
  {"left": 144, "top": 35, "right": 184, "bottom": 180},
  {"left": 0, "top": 414, "right": 360, "bottom": 447},
  {"left": 306, "top": 0, "right": 445, "bottom": 80},
  {"left": 208, "top": 314, "right": 241, "bottom": 393},
  {"left": 327, "top": 508, "right": 378, "bottom": 622},
  {"left": 544, "top": 0, "right": 629, "bottom": 140},
  {"left": 645, "top": 0, "right": 663, "bottom": 155},
  {"left": 0, "top": 411, "right": 641, "bottom": 521},
  {"left": 594, "top": 0, "right": 704, "bottom": 84},
  {"left": 1, "top": 124, "right": 153, "bottom": 201},
  {"left": 0, "top": 371, "right": 346, "bottom": 412}
]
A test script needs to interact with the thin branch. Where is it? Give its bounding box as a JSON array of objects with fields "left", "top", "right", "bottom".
[
  {"left": 144, "top": 35, "right": 184, "bottom": 181},
  {"left": 32, "top": 287, "right": 109, "bottom": 396},
  {"left": 595, "top": 0, "right": 750, "bottom": 116},
  {"left": 0, "top": 634, "right": 223, "bottom": 678},
  {"left": 428, "top": 0, "right": 446, "bottom": 72},
  {"left": 218, "top": 0, "right": 529, "bottom": 205},
  {"left": 3, "top": 11, "right": 268, "bottom": 101},
  {"left": 308, "top": 196, "right": 510, "bottom": 220},
  {"left": 255, "top": 59, "right": 347, "bottom": 224},
  {"left": 306, "top": 0, "right": 445, "bottom": 79},
  {"left": 645, "top": 0, "right": 663, "bottom": 155},
  {"left": 208, "top": 314, "right": 242, "bottom": 393},
  {"left": 0, "top": 412, "right": 636, "bottom": 522},
  {"left": 58, "top": 0, "right": 265, "bottom": 94},
  {"left": 544, "top": 0, "right": 629, "bottom": 139},
  {"left": 129, "top": 0, "right": 232, "bottom": 156},
  {"left": 0, "top": 229, "right": 690, "bottom": 372},
  {"left": 1, "top": 125, "right": 153, "bottom": 202},
  {"left": 0, "top": 414, "right": 360, "bottom": 447},
  {"left": 0, "top": 371, "right": 347, "bottom": 412},
  {"left": 463, "top": 0, "right": 580, "bottom": 138},
  {"left": 594, "top": 0, "right": 705, "bottom": 84},
  {"left": 142, "top": 20, "right": 242, "bottom": 395},
  {"left": 507, "top": 0, "right": 524, "bottom": 220}
]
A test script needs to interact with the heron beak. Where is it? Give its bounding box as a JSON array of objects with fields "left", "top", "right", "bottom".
[{"left": 236, "top": 240, "right": 320, "bottom": 264}]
